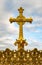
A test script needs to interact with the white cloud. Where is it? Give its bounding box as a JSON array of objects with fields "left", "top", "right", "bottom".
[
  {"left": 25, "top": 37, "right": 42, "bottom": 50},
  {"left": 0, "top": 45, "right": 6, "bottom": 47},
  {"left": 0, "top": 36, "right": 17, "bottom": 50}
]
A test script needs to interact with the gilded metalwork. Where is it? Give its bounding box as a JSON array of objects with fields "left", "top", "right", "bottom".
[
  {"left": 0, "top": 7, "right": 42, "bottom": 65},
  {"left": 9, "top": 7, "right": 33, "bottom": 50},
  {"left": 0, "top": 48, "right": 42, "bottom": 65},
  {"left": 9, "top": 7, "right": 33, "bottom": 40}
]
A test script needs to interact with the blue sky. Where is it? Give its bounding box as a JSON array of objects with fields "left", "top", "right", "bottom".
[{"left": 0, "top": 0, "right": 42, "bottom": 50}]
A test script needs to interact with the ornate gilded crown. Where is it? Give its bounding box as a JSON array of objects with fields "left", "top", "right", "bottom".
[{"left": 0, "top": 48, "right": 42, "bottom": 65}]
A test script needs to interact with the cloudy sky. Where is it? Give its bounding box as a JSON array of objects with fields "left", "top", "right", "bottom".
[{"left": 0, "top": 0, "right": 42, "bottom": 50}]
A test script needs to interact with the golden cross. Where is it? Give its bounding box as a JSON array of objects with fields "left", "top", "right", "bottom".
[{"left": 9, "top": 7, "right": 33, "bottom": 40}]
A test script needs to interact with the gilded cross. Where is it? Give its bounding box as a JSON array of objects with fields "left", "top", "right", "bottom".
[{"left": 9, "top": 7, "right": 33, "bottom": 40}]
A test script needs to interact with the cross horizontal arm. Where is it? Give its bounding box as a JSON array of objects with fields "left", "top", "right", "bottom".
[
  {"left": 26, "top": 18, "right": 33, "bottom": 23},
  {"left": 9, "top": 17, "right": 16, "bottom": 23},
  {"left": 9, "top": 17, "right": 33, "bottom": 24}
]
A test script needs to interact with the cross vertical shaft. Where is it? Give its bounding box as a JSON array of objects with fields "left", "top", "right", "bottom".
[{"left": 19, "top": 22, "right": 23, "bottom": 40}]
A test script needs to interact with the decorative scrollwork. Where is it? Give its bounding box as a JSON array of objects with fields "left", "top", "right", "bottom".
[{"left": 0, "top": 48, "right": 42, "bottom": 65}]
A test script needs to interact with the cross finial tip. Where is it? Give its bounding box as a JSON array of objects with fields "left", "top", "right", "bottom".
[{"left": 18, "top": 7, "right": 24, "bottom": 13}]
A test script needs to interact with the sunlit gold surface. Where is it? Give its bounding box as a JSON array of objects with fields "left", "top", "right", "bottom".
[
  {"left": 9, "top": 7, "right": 33, "bottom": 50},
  {"left": 9, "top": 7, "right": 33, "bottom": 40},
  {"left": 0, "top": 48, "right": 42, "bottom": 65}
]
